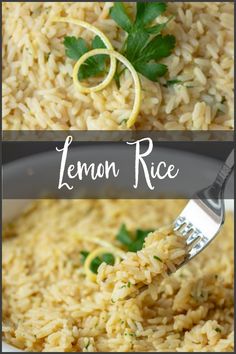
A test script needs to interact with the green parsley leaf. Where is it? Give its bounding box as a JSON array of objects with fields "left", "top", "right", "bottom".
[
  {"left": 80, "top": 250, "right": 89, "bottom": 264},
  {"left": 91, "top": 35, "right": 107, "bottom": 69},
  {"left": 135, "top": 62, "right": 168, "bottom": 82},
  {"left": 90, "top": 256, "right": 102, "bottom": 274},
  {"left": 120, "top": 284, "right": 126, "bottom": 289},
  {"left": 128, "top": 228, "right": 153, "bottom": 252},
  {"left": 164, "top": 79, "right": 184, "bottom": 87},
  {"left": 136, "top": 34, "right": 176, "bottom": 64},
  {"left": 100, "top": 253, "right": 115, "bottom": 266},
  {"left": 64, "top": 36, "right": 88, "bottom": 60},
  {"left": 135, "top": 2, "right": 167, "bottom": 27},
  {"left": 110, "top": 3, "right": 132, "bottom": 33},
  {"left": 215, "top": 327, "right": 222, "bottom": 333},
  {"left": 126, "top": 29, "right": 149, "bottom": 63},
  {"left": 124, "top": 332, "right": 135, "bottom": 337},
  {"left": 119, "top": 118, "right": 128, "bottom": 125},
  {"left": 116, "top": 224, "right": 153, "bottom": 252},
  {"left": 116, "top": 224, "right": 133, "bottom": 247},
  {"left": 45, "top": 52, "right": 51, "bottom": 61},
  {"left": 89, "top": 253, "right": 115, "bottom": 274},
  {"left": 85, "top": 339, "right": 90, "bottom": 350},
  {"left": 64, "top": 35, "right": 106, "bottom": 80},
  {"left": 153, "top": 255, "right": 163, "bottom": 262},
  {"left": 120, "top": 281, "right": 132, "bottom": 289},
  {"left": 136, "top": 229, "right": 153, "bottom": 240}
]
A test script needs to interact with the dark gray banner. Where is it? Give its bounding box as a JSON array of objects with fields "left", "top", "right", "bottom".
[{"left": 3, "top": 138, "right": 234, "bottom": 199}]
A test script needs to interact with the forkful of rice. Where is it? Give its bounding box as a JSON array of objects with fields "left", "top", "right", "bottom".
[{"left": 97, "top": 150, "right": 234, "bottom": 301}]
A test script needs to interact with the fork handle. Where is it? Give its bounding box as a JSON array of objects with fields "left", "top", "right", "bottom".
[
  {"left": 225, "top": 149, "right": 234, "bottom": 169},
  {"left": 214, "top": 149, "right": 234, "bottom": 190}
]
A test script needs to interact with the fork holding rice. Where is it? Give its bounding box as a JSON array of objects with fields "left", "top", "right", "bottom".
[{"left": 98, "top": 226, "right": 187, "bottom": 301}]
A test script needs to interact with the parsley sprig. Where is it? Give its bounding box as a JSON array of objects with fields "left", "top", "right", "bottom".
[
  {"left": 63, "top": 3, "right": 175, "bottom": 85},
  {"left": 110, "top": 2, "right": 176, "bottom": 84}
]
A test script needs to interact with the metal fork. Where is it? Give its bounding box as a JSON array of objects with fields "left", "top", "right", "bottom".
[
  {"left": 174, "top": 149, "right": 234, "bottom": 265},
  {"left": 126, "top": 151, "right": 233, "bottom": 299}
]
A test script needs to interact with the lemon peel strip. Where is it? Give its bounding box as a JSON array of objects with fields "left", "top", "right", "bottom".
[
  {"left": 84, "top": 247, "right": 121, "bottom": 282},
  {"left": 53, "top": 17, "right": 141, "bottom": 127},
  {"left": 53, "top": 17, "right": 116, "bottom": 93},
  {"left": 73, "top": 49, "right": 141, "bottom": 128}
]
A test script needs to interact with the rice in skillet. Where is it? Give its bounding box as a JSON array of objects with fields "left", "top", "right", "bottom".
[{"left": 2, "top": 199, "right": 234, "bottom": 352}]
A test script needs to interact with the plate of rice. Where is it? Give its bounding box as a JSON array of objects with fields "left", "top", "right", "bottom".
[{"left": 2, "top": 2, "right": 234, "bottom": 131}]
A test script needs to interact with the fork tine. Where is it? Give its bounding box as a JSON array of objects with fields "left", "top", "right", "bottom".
[
  {"left": 173, "top": 216, "right": 185, "bottom": 231},
  {"left": 181, "top": 223, "right": 194, "bottom": 237},
  {"left": 174, "top": 215, "right": 216, "bottom": 262},
  {"left": 187, "top": 232, "right": 211, "bottom": 259},
  {"left": 186, "top": 229, "right": 201, "bottom": 245},
  {"left": 188, "top": 239, "right": 203, "bottom": 258},
  {"left": 189, "top": 235, "right": 208, "bottom": 249},
  {"left": 174, "top": 217, "right": 196, "bottom": 239}
]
